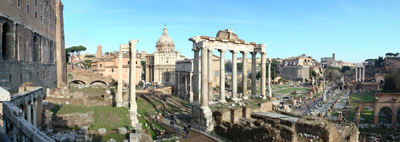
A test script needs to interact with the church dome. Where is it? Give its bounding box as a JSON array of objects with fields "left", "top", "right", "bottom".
[{"left": 156, "top": 25, "right": 175, "bottom": 52}]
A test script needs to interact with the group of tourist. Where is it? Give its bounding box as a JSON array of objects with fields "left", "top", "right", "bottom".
[{"left": 169, "top": 115, "right": 191, "bottom": 139}]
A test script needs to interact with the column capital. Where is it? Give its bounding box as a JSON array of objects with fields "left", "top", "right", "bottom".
[
  {"left": 240, "top": 51, "right": 249, "bottom": 54},
  {"left": 191, "top": 47, "right": 200, "bottom": 52},
  {"left": 208, "top": 48, "right": 215, "bottom": 52},
  {"left": 260, "top": 51, "right": 267, "bottom": 55},
  {"left": 218, "top": 49, "right": 228, "bottom": 52},
  {"left": 250, "top": 52, "right": 257, "bottom": 55},
  {"left": 230, "top": 50, "right": 238, "bottom": 54}
]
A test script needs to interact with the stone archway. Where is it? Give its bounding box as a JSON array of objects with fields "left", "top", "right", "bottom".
[
  {"left": 378, "top": 106, "right": 393, "bottom": 124},
  {"left": 69, "top": 80, "right": 86, "bottom": 87},
  {"left": 2, "top": 23, "right": 12, "bottom": 60},
  {"left": 90, "top": 80, "right": 108, "bottom": 88},
  {"left": 33, "top": 35, "right": 40, "bottom": 62}
]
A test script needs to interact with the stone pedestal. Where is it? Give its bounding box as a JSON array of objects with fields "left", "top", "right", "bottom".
[
  {"left": 191, "top": 105, "right": 214, "bottom": 131},
  {"left": 130, "top": 133, "right": 141, "bottom": 142},
  {"left": 130, "top": 110, "right": 139, "bottom": 128}
]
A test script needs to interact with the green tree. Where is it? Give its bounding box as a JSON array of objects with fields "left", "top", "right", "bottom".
[
  {"left": 341, "top": 66, "right": 351, "bottom": 73},
  {"left": 237, "top": 63, "right": 243, "bottom": 70},
  {"left": 382, "top": 75, "right": 397, "bottom": 92},
  {"left": 386, "top": 52, "right": 395, "bottom": 57},
  {"left": 329, "top": 70, "right": 341, "bottom": 80},
  {"left": 66, "top": 45, "right": 87, "bottom": 69},
  {"left": 138, "top": 81, "right": 144, "bottom": 88},
  {"left": 256, "top": 64, "right": 276, "bottom": 80},
  {"left": 105, "top": 52, "right": 110, "bottom": 55},
  {"left": 85, "top": 55, "right": 95, "bottom": 58},
  {"left": 309, "top": 70, "right": 317, "bottom": 77}
]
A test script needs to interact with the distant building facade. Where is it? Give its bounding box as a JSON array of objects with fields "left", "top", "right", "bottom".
[
  {"left": 91, "top": 50, "right": 142, "bottom": 85},
  {"left": 145, "top": 25, "right": 185, "bottom": 85}
]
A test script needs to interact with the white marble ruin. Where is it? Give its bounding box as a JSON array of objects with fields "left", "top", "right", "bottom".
[
  {"left": 189, "top": 29, "right": 268, "bottom": 131},
  {"left": 355, "top": 63, "right": 365, "bottom": 82},
  {"left": 116, "top": 39, "right": 139, "bottom": 128}
]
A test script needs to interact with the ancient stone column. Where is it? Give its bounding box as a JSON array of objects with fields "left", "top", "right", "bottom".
[
  {"left": 261, "top": 52, "right": 266, "bottom": 100},
  {"left": 33, "top": 99, "right": 37, "bottom": 127},
  {"left": 117, "top": 47, "right": 124, "bottom": 107},
  {"left": 208, "top": 48, "right": 214, "bottom": 102},
  {"left": 189, "top": 72, "right": 193, "bottom": 102},
  {"left": 219, "top": 49, "right": 227, "bottom": 103},
  {"left": 241, "top": 51, "right": 248, "bottom": 100},
  {"left": 36, "top": 96, "right": 43, "bottom": 126},
  {"left": 177, "top": 72, "right": 180, "bottom": 97},
  {"left": 231, "top": 50, "right": 238, "bottom": 101},
  {"left": 27, "top": 101, "right": 31, "bottom": 124},
  {"left": 193, "top": 48, "right": 200, "bottom": 104},
  {"left": 201, "top": 47, "right": 209, "bottom": 107},
  {"left": 359, "top": 66, "right": 362, "bottom": 82},
  {"left": 185, "top": 73, "right": 188, "bottom": 101},
  {"left": 174, "top": 71, "right": 178, "bottom": 96},
  {"left": 312, "top": 77, "right": 314, "bottom": 85},
  {"left": 251, "top": 52, "right": 257, "bottom": 97},
  {"left": 355, "top": 67, "right": 358, "bottom": 82},
  {"left": 129, "top": 39, "right": 139, "bottom": 127},
  {"left": 363, "top": 66, "right": 365, "bottom": 81},
  {"left": 268, "top": 62, "right": 272, "bottom": 97}
]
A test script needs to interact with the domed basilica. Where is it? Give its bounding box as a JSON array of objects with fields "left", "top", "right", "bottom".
[{"left": 145, "top": 25, "right": 185, "bottom": 85}]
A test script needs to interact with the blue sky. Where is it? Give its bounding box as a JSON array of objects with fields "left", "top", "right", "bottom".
[{"left": 63, "top": 0, "right": 400, "bottom": 63}]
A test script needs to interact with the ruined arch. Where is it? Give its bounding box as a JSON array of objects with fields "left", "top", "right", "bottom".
[
  {"left": 90, "top": 80, "right": 108, "bottom": 88},
  {"left": 2, "top": 23, "right": 12, "bottom": 60},
  {"left": 32, "top": 35, "right": 40, "bottom": 62},
  {"left": 378, "top": 106, "right": 393, "bottom": 124},
  {"left": 69, "top": 80, "right": 86, "bottom": 87}
]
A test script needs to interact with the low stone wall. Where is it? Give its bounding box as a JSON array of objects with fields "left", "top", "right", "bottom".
[
  {"left": 215, "top": 115, "right": 359, "bottom": 142},
  {"left": 45, "top": 97, "right": 112, "bottom": 106},
  {"left": 52, "top": 111, "right": 95, "bottom": 128},
  {"left": 213, "top": 101, "right": 272, "bottom": 125}
]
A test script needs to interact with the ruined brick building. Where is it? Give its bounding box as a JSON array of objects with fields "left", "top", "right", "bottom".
[{"left": 0, "top": 0, "right": 67, "bottom": 94}]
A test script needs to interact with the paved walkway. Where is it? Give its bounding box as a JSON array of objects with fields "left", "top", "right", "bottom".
[{"left": 159, "top": 117, "right": 217, "bottom": 142}]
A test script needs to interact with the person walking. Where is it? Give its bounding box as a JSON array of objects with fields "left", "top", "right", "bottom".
[
  {"left": 183, "top": 126, "right": 188, "bottom": 138},
  {"left": 188, "top": 124, "right": 191, "bottom": 133},
  {"left": 185, "top": 125, "right": 190, "bottom": 139}
]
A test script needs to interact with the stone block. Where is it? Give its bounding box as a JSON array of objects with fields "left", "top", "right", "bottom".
[
  {"left": 107, "top": 138, "right": 116, "bottom": 142},
  {"left": 98, "top": 128, "right": 106, "bottom": 135},
  {"left": 118, "top": 127, "right": 127, "bottom": 134},
  {"left": 135, "top": 123, "right": 142, "bottom": 133},
  {"left": 79, "top": 126, "right": 88, "bottom": 135},
  {"left": 130, "top": 133, "right": 141, "bottom": 142},
  {"left": 74, "top": 91, "right": 85, "bottom": 99}
]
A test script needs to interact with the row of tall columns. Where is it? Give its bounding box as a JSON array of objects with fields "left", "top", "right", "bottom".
[
  {"left": 25, "top": 100, "right": 36, "bottom": 127},
  {"left": 355, "top": 66, "right": 365, "bottom": 82},
  {"left": 195, "top": 48, "right": 269, "bottom": 106}
]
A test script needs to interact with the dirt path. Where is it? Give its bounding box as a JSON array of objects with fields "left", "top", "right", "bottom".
[{"left": 179, "top": 131, "right": 217, "bottom": 142}]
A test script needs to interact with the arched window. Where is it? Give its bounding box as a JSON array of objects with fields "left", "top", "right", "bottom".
[
  {"left": 33, "top": 36, "right": 40, "bottom": 62},
  {"left": 112, "top": 68, "right": 114, "bottom": 72},
  {"left": 2, "top": 23, "right": 12, "bottom": 60}
]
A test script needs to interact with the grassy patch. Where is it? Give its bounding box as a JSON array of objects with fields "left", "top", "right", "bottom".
[
  {"left": 178, "top": 116, "right": 192, "bottom": 122},
  {"left": 68, "top": 86, "right": 106, "bottom": 96},
  {"left": 350, "top": 94, "right": 374, "bottom": 102},
  {"left": 53, "top": 104, "right": 131, "bottom": 130},
  {"left": 274, "top": 88, "right": 309, "bottom": 94}
]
